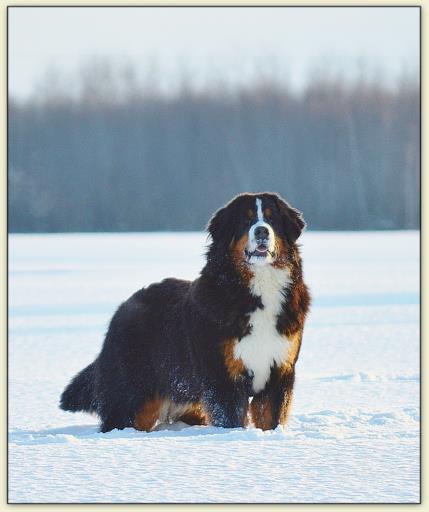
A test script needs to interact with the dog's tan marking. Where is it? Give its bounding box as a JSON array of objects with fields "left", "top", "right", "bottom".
[
  {"left": 222, "top": 338, "right": 245, "bottom": 379},
  {"left": 134, "top": 398, "right": 163, "bottom": 432},
  {"left": 230, "top": 233, "right": 254, "bottom": 283},
  {"left": 177, "top": 403, "right": 208, "bottom": 426},
  {"left": 278, "top": 331, "right": 302, "bottom": 374},
  {"left": 278, "top": 389, "right": 294, "bottom": 427},
  {"left": 250, "top": 396, "right": 273, "bottom": 431},
  {"left": 272, "top": 237, "right": 289, "bottom": 269}
]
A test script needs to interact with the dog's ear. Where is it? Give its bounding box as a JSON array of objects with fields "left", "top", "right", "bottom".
[
  {"left": 207, "top": 203, "right": 235, "bottom": 245},
  {"left": 275, "top": 196, "right": 306, "bottom": 244}
]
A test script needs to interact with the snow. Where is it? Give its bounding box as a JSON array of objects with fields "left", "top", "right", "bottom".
[{"left": 8, "top": 231, "right": 420, "bottom": 503}]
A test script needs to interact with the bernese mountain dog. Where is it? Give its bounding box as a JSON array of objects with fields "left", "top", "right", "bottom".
[{"left": 60, "top": 192, "right": 311, "bottom": 432}]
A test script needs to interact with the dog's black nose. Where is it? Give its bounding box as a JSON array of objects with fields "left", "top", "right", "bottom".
[{"left": 254, "top": 226, "right": 269, "bottom": 239}]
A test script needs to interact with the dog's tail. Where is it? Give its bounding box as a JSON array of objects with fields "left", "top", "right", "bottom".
[{"left": 60, "top": 362, "right": 97, "bottom": 413}]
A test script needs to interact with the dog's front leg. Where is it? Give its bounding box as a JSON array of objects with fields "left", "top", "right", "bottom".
[
  {"left": 250, "top": 369, "right": 295, "bottom": 430},
  {"left": 202, "top": 384, "right": 248, "bottom": 428}
]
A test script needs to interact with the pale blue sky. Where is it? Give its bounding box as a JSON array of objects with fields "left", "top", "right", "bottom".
[{"left": 9, "top": 6, "right": 420, "bottom": 99}]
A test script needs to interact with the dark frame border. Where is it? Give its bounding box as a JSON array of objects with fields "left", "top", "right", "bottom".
[{"left": 6, "top": 3, "right": 422, "bottom": 505}]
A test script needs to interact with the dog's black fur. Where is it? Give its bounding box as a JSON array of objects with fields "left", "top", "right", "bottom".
[{"left": 60, "top": 192, "right": 310, "bottom": 432}]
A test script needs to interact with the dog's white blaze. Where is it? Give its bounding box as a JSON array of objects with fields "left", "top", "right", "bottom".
[
  {"left": 234, "top": 265, "right": 292, "bottom": 393},
  {"left": 256, "top": 197, "right": 264, "bottom": 222}
]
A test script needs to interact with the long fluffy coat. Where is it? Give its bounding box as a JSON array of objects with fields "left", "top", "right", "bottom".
[{"left": 60, "top": 192, "right": 310, "bottom": 432}]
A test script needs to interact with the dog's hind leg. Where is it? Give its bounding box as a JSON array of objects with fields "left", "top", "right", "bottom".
[
  {"left": 99, "top": 410, "right": 134, "bottom": 433},
  {"left": 202, "top": 386, "right": 249, "bottom": 428},
  {"left": 98, "top": 397, "right": 139, "bottom": 433}
]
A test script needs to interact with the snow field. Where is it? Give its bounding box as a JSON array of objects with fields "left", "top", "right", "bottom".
[{"left": 8, "top": 231, "right": 420, "bottom": 503}]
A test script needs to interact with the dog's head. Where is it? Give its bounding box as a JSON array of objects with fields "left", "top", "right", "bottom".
[{"left": 207, "top": 192, "right": 306, "bottom": 269}]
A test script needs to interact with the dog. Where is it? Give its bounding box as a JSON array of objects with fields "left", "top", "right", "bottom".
[{"left": 60, "top": 192, "right": 311, "bottom": 432}]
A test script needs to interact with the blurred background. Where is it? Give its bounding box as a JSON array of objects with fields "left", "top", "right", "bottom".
[{"left": 8, "top": 6, "right": 420, "bottom": 232}]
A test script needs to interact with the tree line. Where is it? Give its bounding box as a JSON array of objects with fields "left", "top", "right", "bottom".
[{"left": 8, "top": 71, "right": 420, "bottom": 232}]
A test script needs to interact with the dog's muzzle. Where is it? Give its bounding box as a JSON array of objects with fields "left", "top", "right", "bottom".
[{"left": 246, "top": 223, "right": 276, "bottom": 261}]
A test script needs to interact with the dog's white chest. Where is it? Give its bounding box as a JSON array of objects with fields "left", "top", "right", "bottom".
[{"left": 234, "top": 266, "right": 292, "bottom": 393}]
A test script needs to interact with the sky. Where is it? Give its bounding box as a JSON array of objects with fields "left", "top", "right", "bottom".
[{"left": 8, "top": 6, "right": 420, "bottom": 100}]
